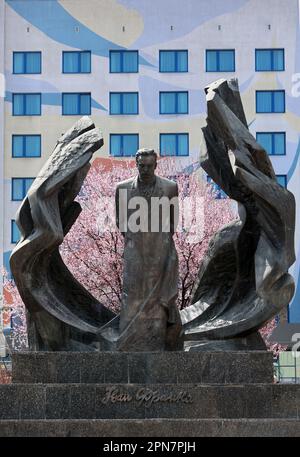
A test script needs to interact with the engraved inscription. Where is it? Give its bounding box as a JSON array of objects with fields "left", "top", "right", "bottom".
[
  {"left": 101, "top": 386, "right": 132, "bottom": 404},
  {"left": 101, "top": 386, "right": 193, "bottom": 407}
]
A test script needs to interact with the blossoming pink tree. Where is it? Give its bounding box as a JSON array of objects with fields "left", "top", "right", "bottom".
[
  {"left": 1, "top": 270, "right": 28, "bottom": 383},
  {"left": 60, "top": 158, "right": 235, "bottom": 311},
  {"left": 60, "top": 160, "right": 133, "bottom": 313},
  {"left": 259, "top": 319, "right": 287, "bottom": 358},
  {"left": 2, "top": 269, "right": 28, "bottom": 351}
]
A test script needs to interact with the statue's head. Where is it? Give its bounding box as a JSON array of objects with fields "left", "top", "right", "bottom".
[{"left": 136, "top": 148, "right": 157, "bottom": 183}]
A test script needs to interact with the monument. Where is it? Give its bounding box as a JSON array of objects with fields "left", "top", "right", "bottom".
[
  {"left": 1, "top": 79, "right": 298, "bottom": 437},
  {"left": 9, "top": 78, "right": 296, "bottom": 353}
]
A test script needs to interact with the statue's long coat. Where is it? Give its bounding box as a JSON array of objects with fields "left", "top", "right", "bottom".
[{"left": 115, "top": 175, "right": 182, "bottom": 351}]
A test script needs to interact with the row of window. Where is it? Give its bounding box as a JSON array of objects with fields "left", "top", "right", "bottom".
[
  {"left": 12, "top": 93, "right": 92, "bottom": 116},
  {"left": 11, "top": 172, "right": 289, "bottom": 203},
  {"left": 11, "top": 90, "right": 286, "bottom": 116},
  {"left": 14, "top": 133, "right": 188, "bottom": 166},
  {"left": 13, "top": 49, "right": 285, "bottom": 74},
  {"left": 12, "top": 91, "right": 189, "bottom": 115},
  {"left": 9, "top": 171, "right": 288, "bottom": 243},
  {"left": 10, "top": 131, "right": 287, "bottom": 159}
]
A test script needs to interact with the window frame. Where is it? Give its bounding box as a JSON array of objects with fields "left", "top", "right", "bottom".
[
  {"left": 256, "top": 131, "right": 286, "bottom": 156},
  {"left": 62, "top": 92, "right": 91, "bottom": 115},
  {"left": 109, "top": 50, "right": 139, "bottom": 73},
  {"left": 159, "top": 133, "right": 189, "bottom": 157},
  {"left": 159, "top": 50, "right": 188, "bottom": 73},
  {"left": 11, "top": 220, "right": 20, "bottom": 244},
  {"left": 13, "top": 51, "right": 42, "bottom": 74},
  {"left": 12, "top": 93, "right": 41, "bottom": 116},
  {"left": 109, "top": 92, "right": 139, "bottom": 115},
  {"left": 276, "top": 175, "right": 287, "bottom": 188},
  {"left": 159, "top": 91, "right": 189, "bottom": 115},
  {"left": 62, "top": 50, "right": 91, "bottom": 74},
  {"left": 206, "top": 49, "right": 235, "bottom": 72},
  {"left": 110, "top": 133, "right": 139, "bottom": 157},
  {"left": 256, "top": 90, "right": 285, "bottom": 113},
  {"left": 12, "top": 134, "right": 41, "bottom": 158},
  {"left": 255, "top": 48, "right": 285, "bottom": 72},
  {"left": 11, "top": 177, "right": 35, "bottom": 201}
]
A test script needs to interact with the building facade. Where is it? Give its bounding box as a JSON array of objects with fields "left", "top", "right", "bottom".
[{"left": 0, "top": 0, "right": 300, "bottom": 335}]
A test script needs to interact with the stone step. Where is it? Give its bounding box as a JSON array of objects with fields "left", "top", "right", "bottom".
[
  {"left": 12, "top": 351, "right": 274, "bottom": 384},
  {"left": 0, "top": 418, "right": 300, "bottom": 437},
  {"left": 0, "top": 383, "right": 299, "bottom": 420}
]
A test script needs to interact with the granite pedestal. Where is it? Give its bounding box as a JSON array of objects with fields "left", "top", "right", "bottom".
[{"left": 0, "top": 351, "right": 299, "bottom": 437}]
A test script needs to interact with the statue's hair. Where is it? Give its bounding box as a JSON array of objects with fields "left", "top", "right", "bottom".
[{"left": 136, "top": 148, "right": 158, "bottom": 162}]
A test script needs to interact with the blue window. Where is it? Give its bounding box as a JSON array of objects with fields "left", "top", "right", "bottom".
[
  {"left": 256, "top": 91, "right": 285, "bottom": 113},
  {"left": 206, "top": 50, "right": 235, "bottom": 72},
  {"left": 12, "top": 177, "right": 35, "bottom": 201},
  {"left": 160, "top": 92, "right": 188, "bottom": 114},
  {"left": 12, "top": 93, "right": 41, "bottom": 115},
  {"left": 62, "top": 51, "right": 91, "bottom": 73},
  {"left": 159, "top": 50, "right": 188, "bottom": 72},
  {"left": 12, "top": 135, "right": 41, "bottom": 158},
  {"left": 255, "top": 49, "right": 284, "bottom": 71},
  {"left": 13, "top": 52, "right": 41, "bottom": 74},
  {"left": 276, "top": 175, "right": 287, "bottom": 188},
  {"left": 256, "top": 132, "right": 286, "bottom": 155},
  {"left": 160, "top": 133, "right": 189, "bottom": 156},
  {"left": 11, "top": 220, "right": 21, "bottom": 244},
  {"left": 110, "top": 92, "right": 138, "bottom": 115},
  {"left": 207, "top": 176, "right": 227, "bottom": 199},
  {"left": 62, "top": 93, "right": 91, "bottom": 115},
  {"left": 110, "top": 134, "right": 139, "bottom": 157},
  {"left": 110, "top": 51, "right": 138, "bottom": 73}
]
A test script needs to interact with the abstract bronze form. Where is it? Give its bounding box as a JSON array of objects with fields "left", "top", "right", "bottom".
[
  {"left": 181, "top": 78, "right": 296, "bottom": 350},
  {"left": 10, "top": 79, "right": 295, "bottom": 352},
  {"left": 10, "top": 117, "right": 116, "bottom": 351}
]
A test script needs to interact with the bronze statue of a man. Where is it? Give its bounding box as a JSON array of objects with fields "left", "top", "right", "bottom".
[{"left": 115, "top": 148, "right": 183, "bottom": 351}]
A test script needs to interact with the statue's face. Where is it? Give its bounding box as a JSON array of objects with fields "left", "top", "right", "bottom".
[{"left": 136, "top": 155, "right": 157, "bottom": 182}]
